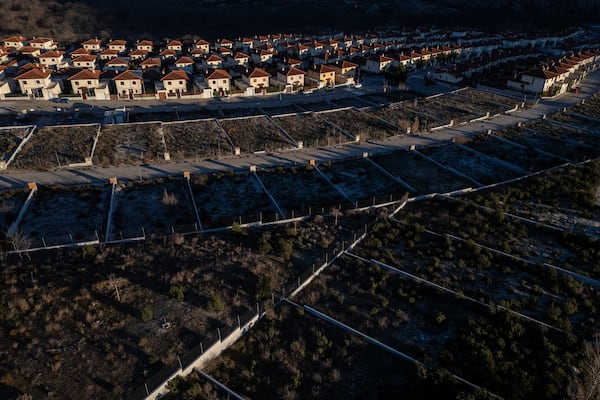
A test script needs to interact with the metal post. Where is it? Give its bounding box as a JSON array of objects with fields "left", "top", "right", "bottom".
[
  {"left": 200, "top": 342, "right": 204, "bottom": 354},
  {"left": 237, "top": 315, "right": 241, "bottom": 328},
  {"left": 217, "top": 328, "right": 222, "bottom": 342},
  {"left": 177, "top": 355, "right": 182, "bottom": 370}
]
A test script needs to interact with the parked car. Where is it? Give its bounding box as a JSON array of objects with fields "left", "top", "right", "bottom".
[
  {"left": 570, "top": 87, "right": 580, "bottom": 93},
  {"left": 51, "top": 98, "right": 70, "bottom": 103}
]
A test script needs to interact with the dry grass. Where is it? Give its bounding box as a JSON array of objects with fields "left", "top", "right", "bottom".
[
  {"left": 13, "top": 125, "right": 97, "bottom": 169},
  {"left": 219, "top": 116, "right": 293, "bottom": 153},
  {"left": 95, "top": 123, "right": 164, "bottom": 166}
]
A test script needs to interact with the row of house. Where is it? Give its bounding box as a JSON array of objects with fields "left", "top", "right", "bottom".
[
  {"left": 0, "top": 28, "right": 590, "bottom": 100},
  {"left": 507, "top": 51, "right": 600, "bottom": 95}
]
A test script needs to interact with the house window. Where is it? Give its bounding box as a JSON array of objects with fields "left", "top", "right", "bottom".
[
  {"left": 75, "top": 82, "right": 79, "bottom": 86},
  {"left": 36, "top": 80, "right": 40, "bottom": 84},
  {"left": 262, "top": 78, "right": 266, "bottom": 83},
  {"left": 212, "top": 80, "right": 217, "bottom": 84},
  {"left": 132, "top": 81, "right": 137, "bottom": 85},
  {"left": 179, "top": 81, "right": 183, "bottom": 85},
  {"left": 223, "top": 80, "right": 226, "bottom": 84},
  {"left": 22, "top": 80, "right": 27, "bottom": 85},
  {"left": 87, "top": 81, "right": 92, "bottom": 85},
  {"left": 168, "top": 81, "right": 172, "bottom": 85},
  {"left": 120, "top": 82, "right": 124, "bottom": 86}
]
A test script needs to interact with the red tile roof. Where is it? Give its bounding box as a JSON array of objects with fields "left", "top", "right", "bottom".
[
  {"left": 284, "top": 67, "right": 306, "bottom": 76},
  {"left": 207, "top": 69, "right": 232, "bottom": 80},
  {"left": 73, "top": 55, "right": 97, "bottom": 63},
  {"left": 175, "top": 57, "right": 194, "bottom": 65},
  {"left": 15, "top": 68, "right": 52, "bottom": 80},
  {"left": 38, "top": 51, "right": 64, "bottom": 59},
  {"left": 106, "top": 57, "right": 129, "bottom": 66},
  {"left": 207, "top": 54, "right": 224, "bottom": 62},
  {"left": 234, "top": 52, "right": 249, "bottom": 59},
  {"left": 140, "top": 58, "right": 161, "bottom": 66},
  {"left": 161, "top": 70, "right": 189, "bottom": 81},
  {"left": 29, "top": 37, "right": 53, "bottom": 44},
  {"left": 68, "top": 69, "right": 101, "bottom": 80},
  {"left": 248, "top": 67, "right": 271, "bottom": 78},
  {"left": 82, "top": 38, "right": 102, "bottom": 46},
  {"left": 71, "top": 48, "right": 91, "bottom": 56},
  {"left": 3, "top": 35, "right": 26, "bottom": 43},
  {"left": 113, "top": 70, "right": 143, "bottom": 81}
]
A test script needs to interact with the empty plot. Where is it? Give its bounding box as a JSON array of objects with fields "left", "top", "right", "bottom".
[
  {"left": 258, "top": 167, "right": 346, "bottom": 212},
  {"left": 454, "top": 87, "right": 518, "bottom": 109},
  {"left": 421, "top": 143, "right": 521, "bottom": 184},
  {"left": 319, "top": 108, "right": 399, "bottom": 140},
  {"left": 111, "top": 178, "right": 196, "bottom": 238},
  {"left": 445, "top": 92, "right": 508, "bottom": 116},
  {"left": 371, "top": 151, "right": 473, "bottom": 194},
  {"left": 262, "top": 104, "right": 303, "bottom": 116},
  {"left": 19, "top": 185, "right": 109, "bottom": 247},
  {"left": 0, "top": 127, "right": 30, "bottom": 163},
  {"left": 330, "top": 96, "right": 375, "bottom": 109},
  {"left": 549, "top": 113, "right": 600, "bottom": 134},
  {"left": 219, "top": 116, "right": 294, "bottom": 153},
  {"left": 129, "top": 111, "right": 177, "bottom": 123},
  {"left": 203, "top": 303, "right": 417, "bottom": 400},
  {"left": 163, "top": 120, "right": 232, "bottom": 160},
  {"left": 14, "top": 125, "right": 97, "bottom": 169},
  {"left": 495, "top": 127, "right": 594, "bottom": 162},
  {"left": 465, "top": 134, "right": 563, "bottom": 172},
  {"left": 0, "top": 189, "right": 29, "bottom": 234},
  {"left": 300, "top": 101, "right": 337, "bottom": 112},
  {"left": 190, "top": 173, "right": 274, "bottom": 228},
  {"left": 318, "top": 158, "right": 408, "bottom": 202},
  {"left": 526, "top": 121, "right": 600, "bottom": 156},
  {"left": 412, "top": 96, "right": 481, "bottom": 124},
  {"left": 273, "top": 113, "right": 351, "bottom": 147},
  {"left": 96, "top": 123, "right": 164, "bottom": 166},
  {"left": 370, "top": 104, "right": 422, "bottom": 132}
]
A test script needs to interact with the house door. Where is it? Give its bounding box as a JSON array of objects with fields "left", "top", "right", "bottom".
[{"left": 82, "top": 92, "right": 87, "bottom": 100}]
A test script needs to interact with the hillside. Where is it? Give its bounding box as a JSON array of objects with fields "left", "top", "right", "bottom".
[{"left": 0, "top": 0, "right": 598, "bottom": 42}]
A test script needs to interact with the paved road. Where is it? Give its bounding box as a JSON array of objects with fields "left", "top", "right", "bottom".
[{"left": 1, "top": 69, "right": 598, "bottom": 189}]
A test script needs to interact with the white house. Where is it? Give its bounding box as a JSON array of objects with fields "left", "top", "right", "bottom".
[
  {"left": 28, "top": 37, "right": 56, "bottom": 50},
  {"left": 37, "top": 51, "right": 66, "bottom": 69},
  {"left": 243, "top": 67, "right": 271, "bottom": 91},
  {"left": 3, "top": 35, "right": 26, "bottom": 49},
  {"left": 107, "top": 40, "right": 127, "bottom": 53},
  {"left": 72, "top": 55, "right": 97, "bottom": 69},
  {"left": 104, "top": 57, "right": 130, "bottom": 72},
  {"left": 276, "top": 66, "right": 306, "bottom": 91},
  {"left": 68, "top": 69, "right": 110, "bottom": 100},
  {"left": 136, "top": 40, "right": 154, "bottom": 52},
  {"left": 206, "top": 69, "right": 231, "bottom": 94},
  {"left": 161, "top": 70, "right": 189, "bottom": 95},
  {"left": 82, "top": 38, "right": 102, "bottom": 52},
  {"left": 14, "top": 68, "right": 61, "bottom": 99},
  {"left": 194, "top": 39, "right": 210, "bottom": 54},
  {"left": 113, "top": 70, "right": 144, "bottom": 98},
  {"left": 364, "top": 55, "right": 394, "bottom": 73}
]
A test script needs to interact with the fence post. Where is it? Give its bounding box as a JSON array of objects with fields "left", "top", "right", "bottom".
[
  {"left": 259, "top": 212, "right": 262, "bottom": 223},
  {"left": 177, "top": 355, "right": 183, "bottom": 370},
  {"left": 218, "top": 328, "right": 222, "bottom": 342},
  {"left": 237, "top": 315, "right": 241, "bottom": 329},
  {"left": 145, "top": 383, "right": 149, "bottom": 396},
  {"left": 42, "top": 237, "right": 47, "bottom": 248},
  {"left": 200, "top": 342, "right": 204, "bottom": 354},
  {"left": 312, "top": 264, "right": 315, "bottom": 273},
  {"left": 69, "top": 233, "right": 74, "bottom": 243}
]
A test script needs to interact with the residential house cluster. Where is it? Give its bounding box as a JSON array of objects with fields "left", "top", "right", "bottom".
[{"left": 0, "top": 27, "right": 593, "bottom": 101}]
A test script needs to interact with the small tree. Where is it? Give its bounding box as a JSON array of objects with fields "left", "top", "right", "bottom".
[
  {"left": 169, "top": 285, "right": 185, "bottom": 302},
  {"left": 568, "top": 336, "right": 600, "bottom": 400},
  {"left": 140, "top": 307, "right": 153, "bottom": 321}
]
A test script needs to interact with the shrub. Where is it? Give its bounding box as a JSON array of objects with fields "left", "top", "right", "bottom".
[
  {"left": 140, "top": 307, "right": 153, "bottom": 321},
  {"left": 169, "top": 285, "right": 185, "bottom": 302}
]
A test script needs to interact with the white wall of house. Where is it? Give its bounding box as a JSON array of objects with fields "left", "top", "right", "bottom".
[
  {"left": 163, "top": 79, "right": 187, "bottom": 93},
  {"left": 116, "top": 79, "right": 142, "bottom": 96}
]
